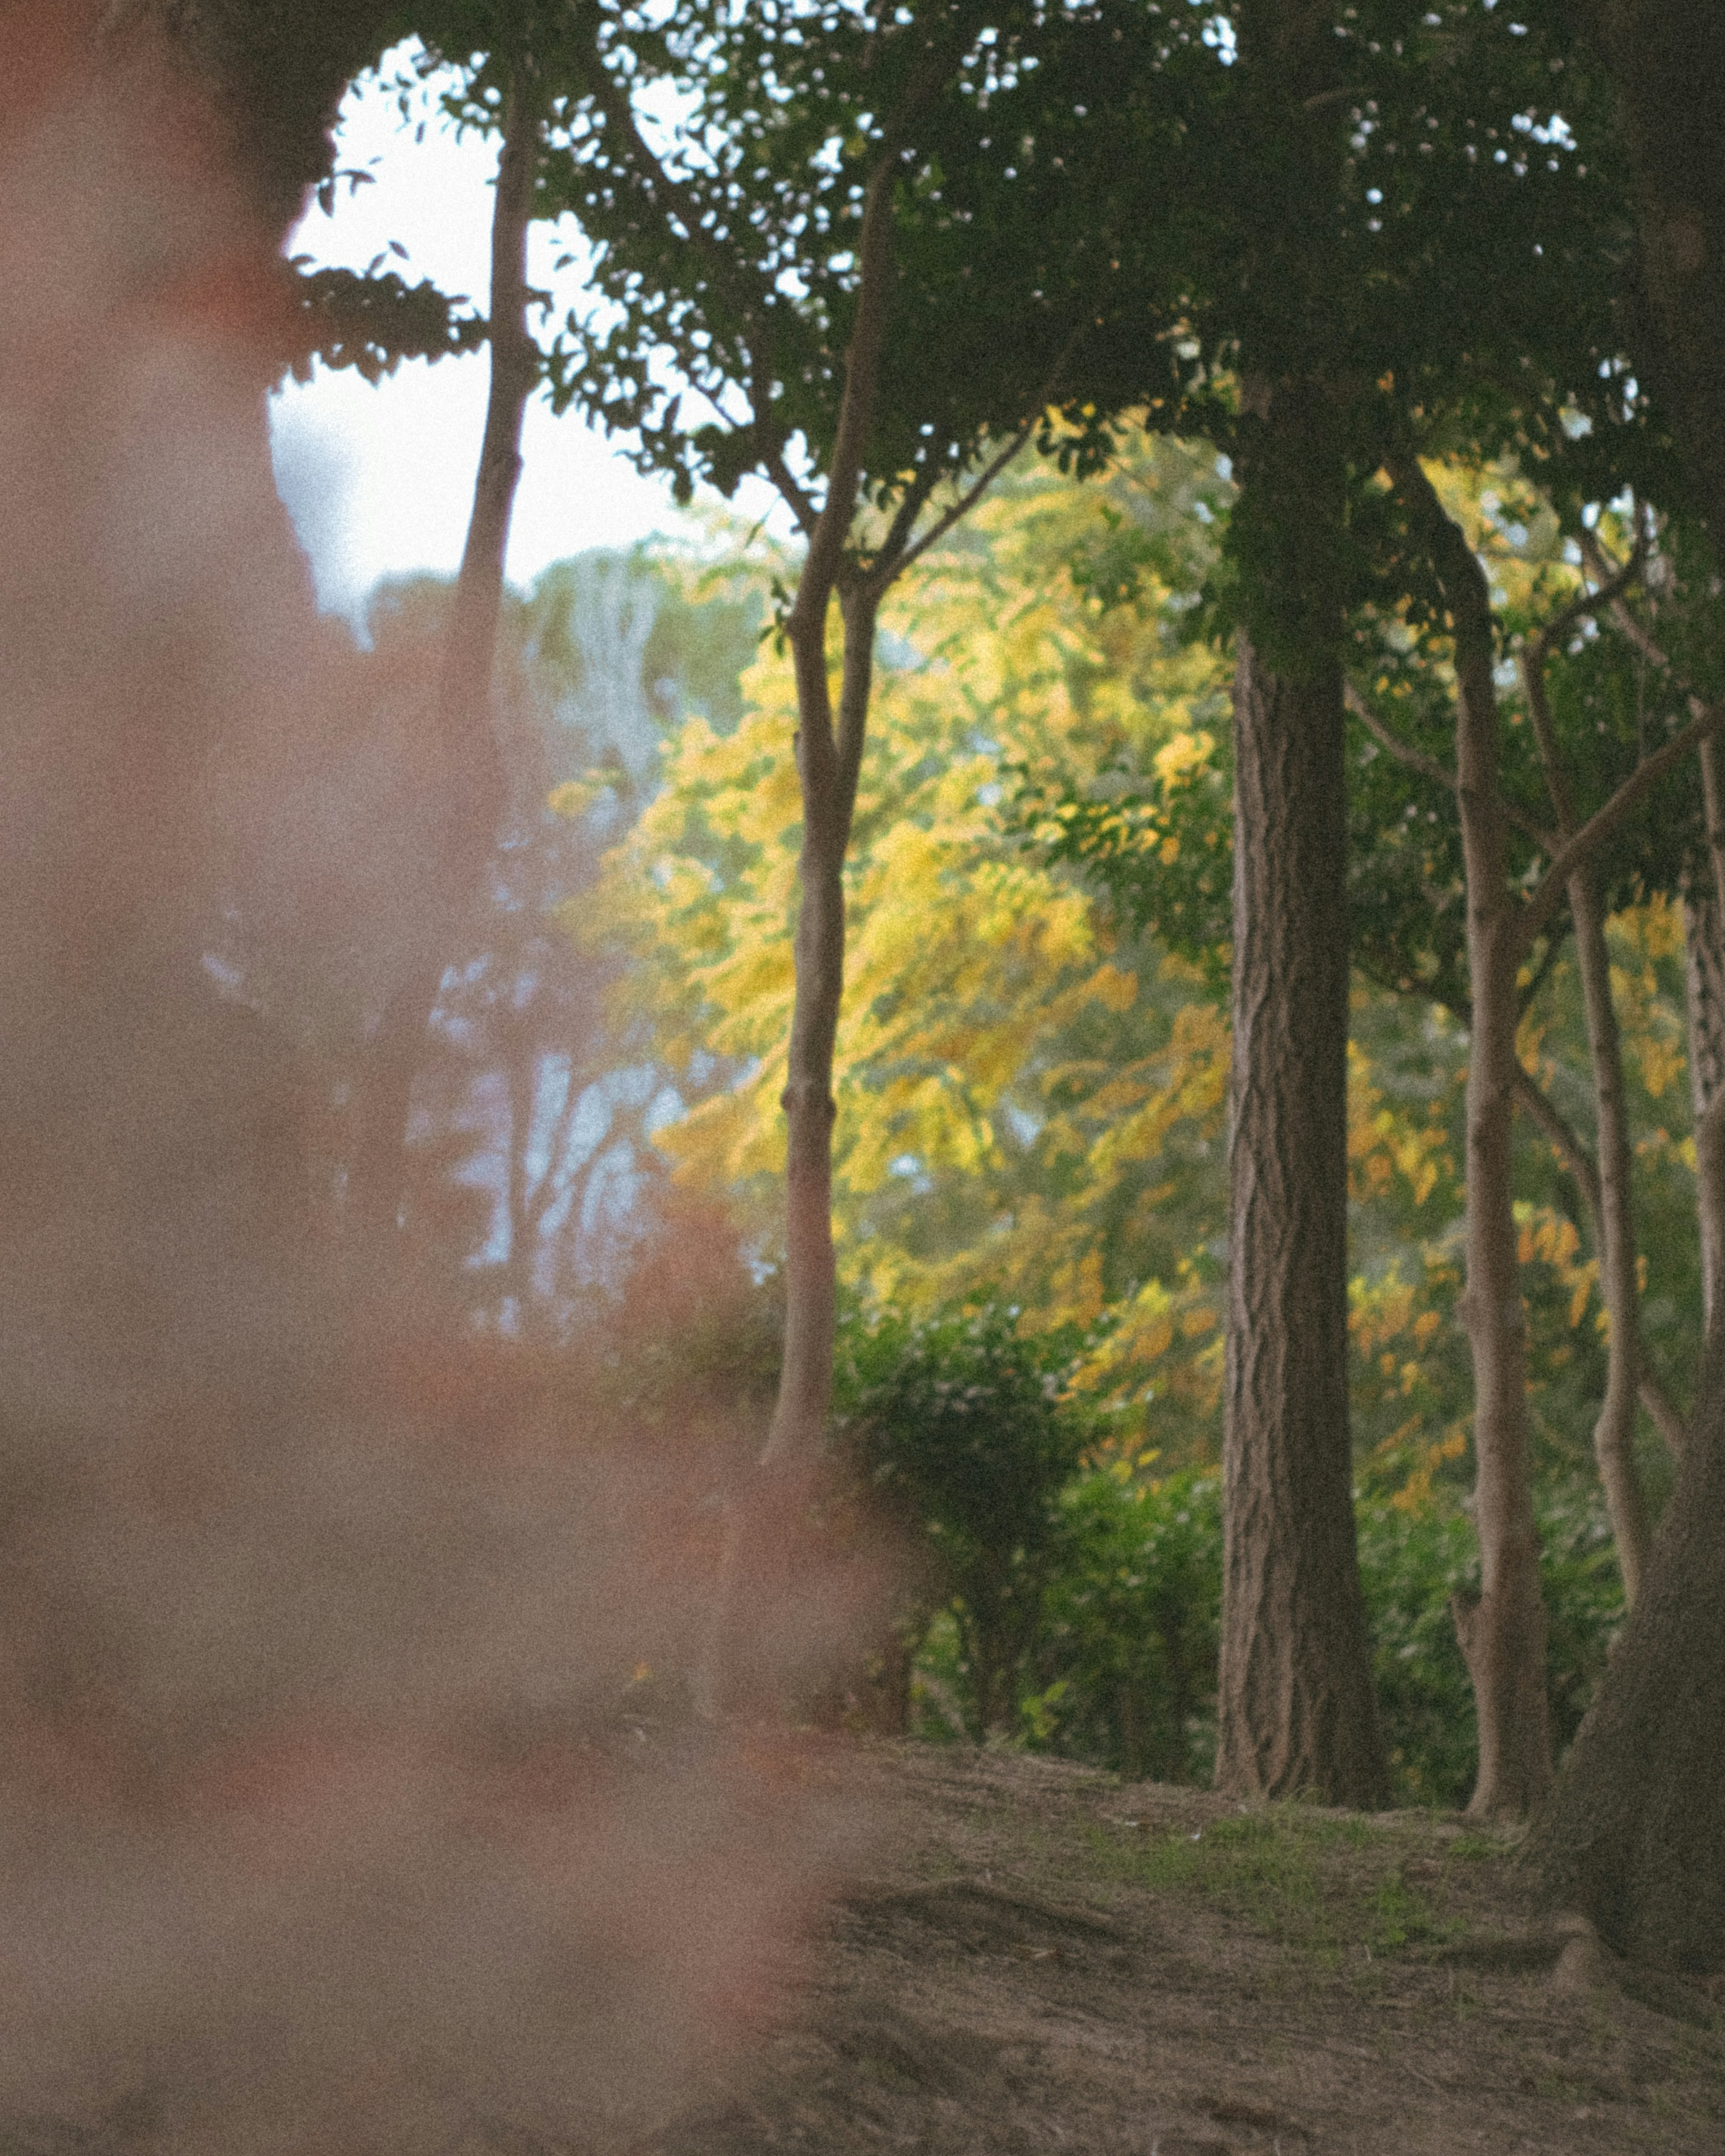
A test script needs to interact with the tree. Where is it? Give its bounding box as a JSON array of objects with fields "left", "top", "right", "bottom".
[
  {"left": 526, "top": 4, "right": 1182, "bottom": 1705},
  {"left": 1203, "top": 0, "right": 1384, "bottom": 1803},
  {"left": 594, "top": 447, "right": 1237, "bottom": 1454}
]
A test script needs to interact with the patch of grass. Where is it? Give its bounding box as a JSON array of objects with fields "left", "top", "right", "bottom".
[
  {"left": 1078, "top": 1805, "right": 1467, "bottom": 1964},
  {"left": 1449, "top": 1832, "right": 1517, "bottom": 1862}
]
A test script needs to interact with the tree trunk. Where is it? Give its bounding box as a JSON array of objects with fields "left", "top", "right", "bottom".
[
  {"left": 1570, "top": 0, "right": 1725, "bottom": 543},
  {"left": 1395, "top": 455, "right": 1552, "bottom": 1818},
  {"left": 763, "top": 580, "right": 880, "bottom": 1464},
  {"left": 1684, "top": 737, "right": 1725, "bottom": 1355},
  {"left": 344, "top": 66, "right": 531, "bottom": 1284},
  {"left": 1522, "top": 1337, "right": 1725, "bottom": 1970},
  {"left": 1215, "top": 390, "right": 1386, "bottom": 1807},
  {"left": 1567, "top": 867, "right": 1652, "bottom": 1603},
  {"left": 1522, "top": 0, "right": 1725, "bottom": 1955}
]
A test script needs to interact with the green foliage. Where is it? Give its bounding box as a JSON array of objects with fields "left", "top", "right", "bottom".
[
  {"left": 834, "top": 1302, "right": 1092, "bottom": 1736},
  {"left": 281, "top": 262, "right": 487, "bottom": 385},
  {"left": 1026, "top": 1465, "right": 1222, "bottom": 1783},
  {"left": 860, "top": 1301, "right": 1628, "bottom": 1804}
]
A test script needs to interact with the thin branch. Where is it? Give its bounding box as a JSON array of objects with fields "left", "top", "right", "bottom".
[
  {"left": 570, "top": 18, "right": 774, "bottom": 369},
  {"left": 1516, "top": 923, "right": 1569, "bottom": 1022},
  {"left": 1520, "top": 534, "right": 1647, "bottom": 841},
  {"left": 1345, "top": 681, "right": 1556, "bottom": 853},
  {"left": 568, "top": 9, "right": 820, "bottom": 539},
  {"left": 760, "top": 436, "right": 822, "bottom": 540},
  {"left": 1512, "top": 1062, "right": 1689, "bottom": 1453},
  {"left": 1531, "top": 531, "right": 1645, "bottom": 666},
  {"left": 1518, "top": 642, "right": 1576, "bottom": 835},
  {"left": 1519, "top": 696, "right": 1725, "bottom": 951},
  {"left": 1514, "top": 1063, "right": 1602, "bottom": 1223},
  {"left": 864, "top": 461, "right": 943, "bottom": 590},
  {"left": 1344, "top": 681, "right": 1457, "bottom": 793},
  {"left": 875, "top": 327, "right": 1088, "bottom": 592},
  {"left": 793, "top": 150, "right": 898, "bottom": 622}
]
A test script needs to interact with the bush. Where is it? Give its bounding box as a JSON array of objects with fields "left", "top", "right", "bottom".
[
  {"left": 1353, "top": 1498, "right": 1480, "bottom": 1807},
  {"left": 841, "top": 1312, "right": 1628, "bottom": 1800},
  {"left": 1024, "top": 1465, "right": 1222, "bottom": 1781},
  {"left": 834, "top": 1302, "right": 1091, "bottom": 1735}
]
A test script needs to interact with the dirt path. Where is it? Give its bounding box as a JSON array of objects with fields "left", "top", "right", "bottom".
[{"left": 650, "top": 1743, "right": 1725, "bottom": 2155}]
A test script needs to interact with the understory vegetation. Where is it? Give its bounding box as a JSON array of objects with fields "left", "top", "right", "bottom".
[{"left": 420, "top": 437, "right": 1686, "bottom": 1809}]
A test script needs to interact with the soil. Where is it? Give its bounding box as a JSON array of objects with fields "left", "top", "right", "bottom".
[{"left": 648, "top": 1741, "right": 1725, "bottom": 2156}]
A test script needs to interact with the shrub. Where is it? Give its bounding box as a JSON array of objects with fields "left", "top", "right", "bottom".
[
  {"left": 833, "top": 1302, "right": 1091, "bottom": 1735},
  {"left": 1024, "top": 1465, "right": 1222, "bottom": 1781},
  {"left": 842, "top": 1312, "right": 1628, "bottom": 1800}
]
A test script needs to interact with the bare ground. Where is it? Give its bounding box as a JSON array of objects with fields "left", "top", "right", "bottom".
[{"left": 648, "top": 1741, "right": 1725, "bottom": 2156}]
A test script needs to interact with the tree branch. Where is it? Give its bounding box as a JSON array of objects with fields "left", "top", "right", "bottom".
[
  {"left": 1512, "top": 1062, "right": 1688, "bottom": 1452},
  {"left": 1519, "top": 696, "right": 1725, "bottom": 951},
  {"left": 792, "top": 150, "right": 898, "bottom": 625},
  {"left": 1345, "top": 681, "right": 1555, "bottom": 853},
  {"left": 1344, "top": 680, "right": 1458, "bottom": 793},
  {"left": 873, "top": 326, "right": 1087, "bottom": 592}
]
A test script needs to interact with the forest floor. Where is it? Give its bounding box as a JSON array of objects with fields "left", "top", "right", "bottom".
[{"left": 649, "top": 1741, "right": 1725, "bottom": 2156}]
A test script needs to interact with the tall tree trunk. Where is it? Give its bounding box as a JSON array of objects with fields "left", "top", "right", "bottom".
[
  {"left": 1395, "top": 454, "right": 1553, "bottom": 1818},
  {"left": 1212, "top": 0, "right": 1388, "bottom": 1807},
  {"left": 1215, "top": 383, "right": 1387, "bottom": 1807},
  {"left": 764, "top": 581, "right": 880, "bottom": 1464},
  {"left": 1522, "top": 1332, "right": 1725, "bottom": 1970},
  {"left": 344, "top": 66, "right": 531, "bottom": 1286},
  {"left": 697, "top": 163, "right": 896, "bottom": 1719}
]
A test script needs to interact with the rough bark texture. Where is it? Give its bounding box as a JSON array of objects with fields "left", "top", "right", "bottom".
[
  {"left": 1522, "top": 1339, "right": 1725, "bottom": 1970},
  {"left": 1684, "top": 739, "right": 1725, "bottom": 1350},
  {"left": 1209, "top": 0, "right": 1390, "bottom": 1811},
  {"left": 1395, "top": 458, "right": 1552, "bottom": 1818},
  {"left": 1215, "top": 468, "right": 1387, "bottom": 1806}
]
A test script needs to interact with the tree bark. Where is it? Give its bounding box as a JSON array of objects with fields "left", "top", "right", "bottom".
[
  {"left": 1520, "top": 0, "right": 1725, "bottom": 1958},
  {"left": 1521, "top": 1333, "right": 1725, "bottom": 1970},
  {"left": 1684, "top": 738, "right": 1725, "bottom": 1355},
  {"left": 1394, "top": 454, "right": 1553, "bottom": 1818},
  {"left": 765, "top": 581, "right": 881, "bottom": 1463},
  {"left": 344, "top": 64, "right": 531, "bottom": 1287},
  {"left": 1210, "top": 0, "right": 1388, "bottom": 1809},
  {"left": 1215, "top": 388, "right": 1387, "bottom": 1808}
]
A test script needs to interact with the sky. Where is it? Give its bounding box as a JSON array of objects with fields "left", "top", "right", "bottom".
[{"left": 269, "top": 49, "right": 682, "bottom": 628}]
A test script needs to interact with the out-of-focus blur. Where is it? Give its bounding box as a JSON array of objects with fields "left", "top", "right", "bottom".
[{"left": 0, "top": 11, "right": 876, "bottom": 2148}]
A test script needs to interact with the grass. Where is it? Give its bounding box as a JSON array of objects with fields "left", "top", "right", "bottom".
[{"left": 1075, "top": 1803, "right": 1477, "bottom": 1966}]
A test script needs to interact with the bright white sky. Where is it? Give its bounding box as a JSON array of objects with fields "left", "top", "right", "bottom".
[{"left": 269, "top": 49, "right": 682, "bottom": 627}]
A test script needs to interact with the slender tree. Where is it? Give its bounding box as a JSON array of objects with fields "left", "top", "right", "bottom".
[
  {"left": 536, "top": 0, "right": 1156, "bottom": 1499},
  {"left": 1374, "top": 455, "right": 1725, "bottom": 1812},
  {"left": 345, "top": 51, "right": 536, "bottom": 1283}
]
